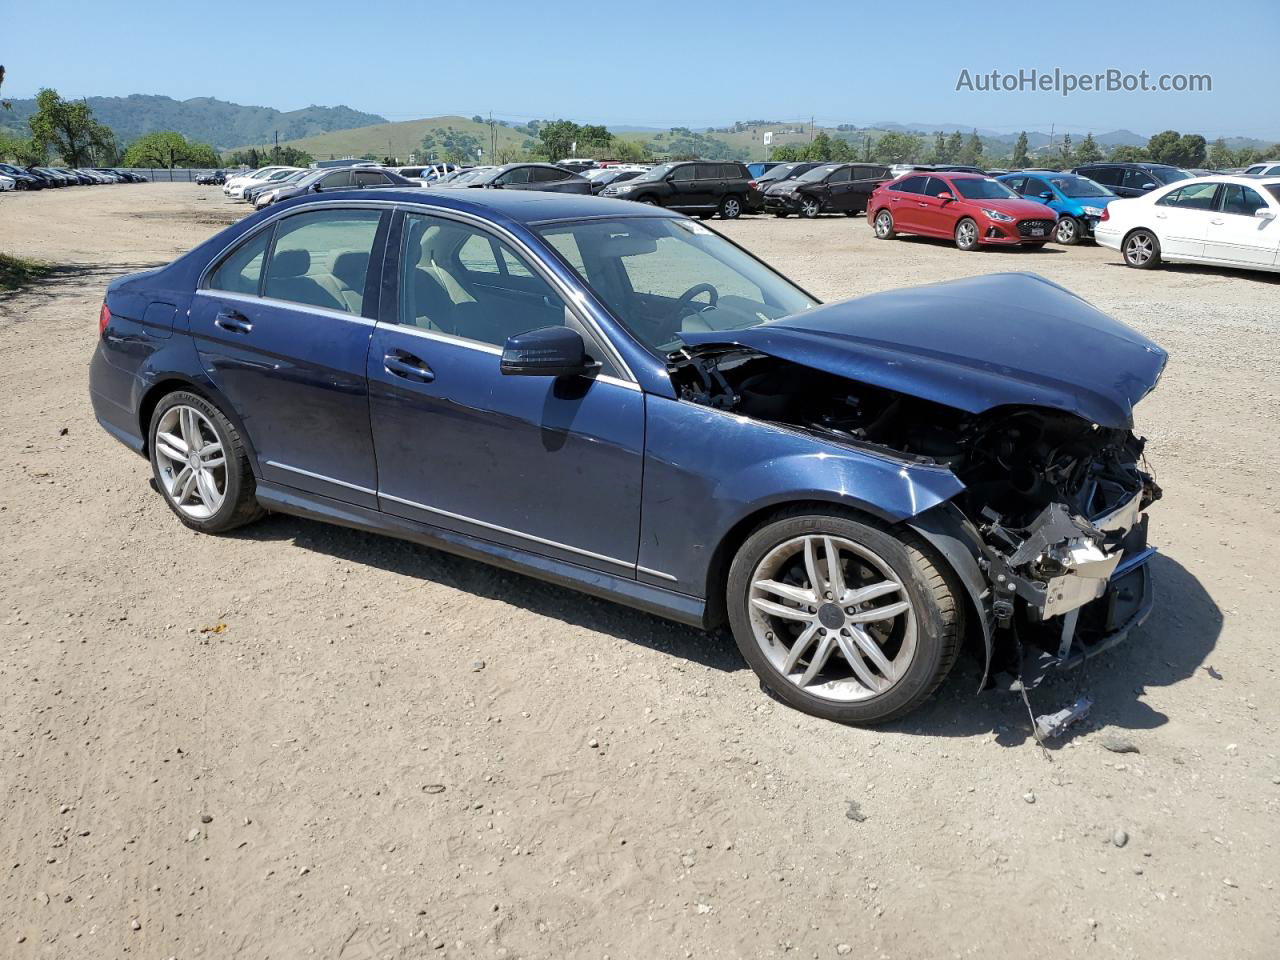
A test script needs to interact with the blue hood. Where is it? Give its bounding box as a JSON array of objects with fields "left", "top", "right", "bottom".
[{"left": 681, "top": 273, "right": 1166, "bottom": 429}]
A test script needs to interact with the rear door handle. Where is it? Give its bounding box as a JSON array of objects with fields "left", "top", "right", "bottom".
[
  {"left": 1209, "top": 218, "right": 1224, "bottom": 225},
  {"left": 214, "top": 309, "right": 253, "bottom": 333},
  {"left": 383, "top": 350, "right": 434, "bottom": 383}
]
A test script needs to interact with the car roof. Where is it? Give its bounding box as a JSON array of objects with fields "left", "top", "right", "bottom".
[{"left": 273, "top": 188, "right": 679, "bottom": 225}]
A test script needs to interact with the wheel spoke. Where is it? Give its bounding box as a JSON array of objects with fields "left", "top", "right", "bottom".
[
  {"left": 798, "top": 634, "right": 836, "bottom": 686},
  {"left": 169, "top": 465, "right": 192, "bottom": 500},
  {"left": 195, "top": 469, "right": 220, "bottom": 509},
  {"left": 822, "top": 537, "right": 846, "bottom": 600},
  {"left": 843, "top": 580, "right": 900, "bottom": 605},
  {"left": 177, "top": 468, "right": 198, "bottom": 504},
  {"left": 156, "top": 430, "right": 187, "bottom": 457},
  {"left": 753, "top": 578, "right": 817, "bottom": 606},
  {"left": 750, "top": 597, "right": 814, "bottom": 622},
  {"left": 835, "top": 631, "right": 885, "bottom": 691},
  {"left": 803, "top": 536, "right": 825, "bottom": 597},
  {"left": 851, "top": 625, "right": 895, "bottom": 679},
  {"left": 783, "top": 623, "right": 821, "bottom": 674},
  {"left": 849, "top": 599, "right": 911, "bottom": 624}
]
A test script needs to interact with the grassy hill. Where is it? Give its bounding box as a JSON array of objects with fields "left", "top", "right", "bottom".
[
  {"left": 258, "top": 116, "right": 534, "bottom": 162},
  {"left": 2, "top": 95, "right": 385, "bottom": 151}
]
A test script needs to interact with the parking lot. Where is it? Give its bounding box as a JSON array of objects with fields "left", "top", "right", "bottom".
[{"left": 2, "top": 183, "right": 1278, "bottom": 958}]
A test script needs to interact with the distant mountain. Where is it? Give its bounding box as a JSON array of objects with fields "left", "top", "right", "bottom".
[{"left": 0, "top": 94, "right": 386, "bottom": 150}]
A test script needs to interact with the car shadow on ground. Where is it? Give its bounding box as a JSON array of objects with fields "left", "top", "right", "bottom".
[
  {"left": 241, "top": 514, "right": 1217, "bottom": 742},
  {"left": 1101, "top": 260, "right": 1280, "bottom": 284},
  {"left": 235, "top": 512, "right": 748, "bottom": 673},
  {"left": 889, "top": 235, "right": 1066, "bottom": 255},
  {"left": 884, "top": 552, "right": 1221, "bottom": 747}
]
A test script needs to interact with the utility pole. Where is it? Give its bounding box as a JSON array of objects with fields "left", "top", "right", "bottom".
[
  {"left": 489, "top": 111, "right": 496, "bottom": 162},
  {"left": 273, "top": 130, "right": 279, "bottom": 163}
]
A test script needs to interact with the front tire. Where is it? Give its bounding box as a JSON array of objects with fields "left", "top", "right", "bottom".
[
  {"left": 726, "top": 511, "right": 961, "bottom": 725},
  {"left": 954, "top": 218, "right": 980, "bottom": 251},
  {"left": 1122, "top": 229, "right": 1161, "bottom": 269},
  {"left": 1055, "top": 216, "right": 1081, "bottom": 245},
  {"left": 718, "top": 195, "right": 743, "bottom": 219},
  {"left": 148, "top": 391, "right": 263, "bottom": 533},
  {"left": 799, "top": 196, "right": 821, "bottom": 219},
  {"left": 872, "top": 209, "right": 895, "bottom": 239}
]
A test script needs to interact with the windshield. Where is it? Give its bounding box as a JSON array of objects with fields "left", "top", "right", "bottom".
[
  {"left": 756, "top": 163, "right": 800, "bottom": 183},
  {"left": 537, "top": 217, "right": 815, "bottom": 355},
  {"left": 798, "top": 164, "right": 840, "bottom": 182},
  {"left": 953, "top": 178, "right": 1018, "bottom": 200},
  {"left": 633, "top": 163, "right": 675, "bottom": 183},
  {"left": 1151, "top": 166, "right": 1192, "bottom": 184},
  {"left": 1047, "top": 174, "right": 1113, "bottom": 198}
]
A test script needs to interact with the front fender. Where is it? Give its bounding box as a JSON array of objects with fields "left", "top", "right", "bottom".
[{"left": 637, "top": 395, "right": 965, "bottom": 596}]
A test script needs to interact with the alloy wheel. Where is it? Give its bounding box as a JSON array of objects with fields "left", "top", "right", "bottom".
[
  {"left": 874, "top": 212, "right": 893, "bottom": 237},
  {"left": 1125, "top": 232, "right": 1154, "bottom": 265},
  {"left": 801, "top": 198, "right": 820, "bottom": 218},
  {"left": 1056, "top": 218, "right": 1077, "bottom": 243},
  {"left": 747, "top": 534, "right": 917, "bottom": 702},
  {"left": 956, "top": 220, "right": 977, "bottom": 249},
  {"left": 721, "top": 197, "right": 741, "bottom": 219},
  {"left": 153, "top": 405, "right": 227, "bottom": 520}
]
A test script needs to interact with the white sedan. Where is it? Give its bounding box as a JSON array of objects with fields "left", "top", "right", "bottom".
[
  {"left": 1095, "top": 175, "right": 1280, "bottom": 274},
  {"left": 0, "top": 174, "right": 15, "bottom": 192}
]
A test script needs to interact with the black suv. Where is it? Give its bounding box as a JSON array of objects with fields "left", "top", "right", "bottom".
[
  {"left": 1072, "top": 162, "right": 1192, "bottom": 198},
  {"left": 763, "top": 162, "right": 891, "bottom": 218},
  {"left": 600, "top": 161, "right": 757, "bottom": 219}
]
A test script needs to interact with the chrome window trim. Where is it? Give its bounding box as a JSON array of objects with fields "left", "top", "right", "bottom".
[
  {"left": 264, "top": 460, "right": 377, "bottom": 494},
  {"left": 379, "top": 491, "right": 635, "bottom": 571},
  {"left": 393, "top": 202, "right": 636, "bottom": 383},
  {"left": 374, "top": 322, "right": 641, "bottom": 391},
  {"left": 194, "top": 288, "right": 375, "bottom": 326}
]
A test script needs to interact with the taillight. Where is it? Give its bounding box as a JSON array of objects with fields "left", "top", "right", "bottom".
[
  {"left": 99, "top": 302, "right": 111, "bottom": 336},
  {"left": 748, "top": 180, "right": 757, "bottom": 189},
  {"left": 1099, "top": 206, "right": 1109, "bottom": 221}
]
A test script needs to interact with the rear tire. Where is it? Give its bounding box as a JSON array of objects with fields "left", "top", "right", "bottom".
[
  {"left": 718, "top": 195, "right": 743, "bottom": 219},
  {"left": 726, "top": 510, "right": 962, "bottom": 725},
  {"left": 148, "top": 390, "right": 263, "bottom": 534},
  {"left": 872, "top": 209, "right": 895, "bottom": 239},
  {"left": 1122, "top": 229, "right": 1161, "bottom": 269}
]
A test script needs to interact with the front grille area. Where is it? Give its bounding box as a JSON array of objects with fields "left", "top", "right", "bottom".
[{"left": 1018, "top": 219, "right": 1053, "bottom": 237}]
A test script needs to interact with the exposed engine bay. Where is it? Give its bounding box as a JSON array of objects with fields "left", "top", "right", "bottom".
[{"left": 671, "top": 347, "right": 1161, "bottom": 677}]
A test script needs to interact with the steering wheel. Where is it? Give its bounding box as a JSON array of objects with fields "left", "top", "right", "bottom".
[{"left": 675, "top": 282, "right": 719, "bottom": 315}]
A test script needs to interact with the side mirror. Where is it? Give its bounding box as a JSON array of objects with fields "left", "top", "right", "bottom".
[
  {"left": 1141, "top": 182, "right": 1156, "bottom": 190},
  {"left": 1039, "top": 191, "right": 1054, "bottom": 201},
  {"left": 311, "top": 182, "right": 323, "bottom": 193},
  {"left": 500, "top": 326, "right": 596, "bottom": 378},
  {"left": 936, "top": 191, "right": 954, "bottom": 202},
  {"left": 1257, "top": 209, "right": 1277, "bottom": 221}
]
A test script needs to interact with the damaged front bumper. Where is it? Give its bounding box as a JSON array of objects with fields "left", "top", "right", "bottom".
[{"left": 982, "top": 489, "right": 1158, "bottom": 686}]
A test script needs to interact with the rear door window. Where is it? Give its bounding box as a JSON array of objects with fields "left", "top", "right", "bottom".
[
  {"left": 1123, "top": 168, "right": 1158, "bottom": 190},
  {"left": 1084, "top": 167, "right": 1121, "bottom": 187},
  {"left": 894, "top": 175, "right": 927, "bottom": 194},
  {"left": 1219, "top": 183, "right": 1266, "bottom": 216},
  {"left": 262, "top": 209, "right": 383, "bottom": 315},
  {"left": 322, "top": 170, "right": 353, "bottom": 189},
  {"left": 208, "top": 227, "right": 273, "bottom": 295}
]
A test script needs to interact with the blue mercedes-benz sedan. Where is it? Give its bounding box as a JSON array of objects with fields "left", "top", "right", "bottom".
[{"left": 90, "top": 188, "right": 1166, "bottom": 724}]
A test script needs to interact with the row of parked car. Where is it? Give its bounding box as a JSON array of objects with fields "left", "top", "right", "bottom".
[{"left": 0, "top": 164, "right": 148, "bottom": 190}]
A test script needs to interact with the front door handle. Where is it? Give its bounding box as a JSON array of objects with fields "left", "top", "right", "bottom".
[
  {"left": 214, "top": 309, "right": 253, "bottom": 333},
  {"left": 1209, "top": 218, "right": 1224, "bottom": 225},
  {"left": 384, "top": 350, "right": 435, "bottom": 383}
]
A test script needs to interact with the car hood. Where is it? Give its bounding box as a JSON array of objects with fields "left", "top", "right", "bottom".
[
  {"left": 967, "top": 196, "right": 1057, "bottom": 218},
  {"left": 679, "top": 273, "right": 1167, "bottom": 429}
]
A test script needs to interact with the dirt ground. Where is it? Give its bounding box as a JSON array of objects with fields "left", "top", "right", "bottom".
[{"left": 2, "top": 184, "right": 1278, "bottom": 960}]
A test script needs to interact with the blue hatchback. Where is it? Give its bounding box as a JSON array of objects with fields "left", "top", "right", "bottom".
[
  {"left": 996, "top": 171, "right": 1118, "bottom": 245},
  {"left": 90, "top": 188, "right": 1165, "bottom": 724}
]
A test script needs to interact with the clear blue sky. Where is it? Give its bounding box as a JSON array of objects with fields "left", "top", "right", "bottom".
[{"left": 5, "top": 0, "right": 1277, "bottom": 139}]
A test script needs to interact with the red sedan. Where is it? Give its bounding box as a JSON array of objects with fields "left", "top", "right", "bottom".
[{"left": 869, "top": 172, "right": 1058, "bottom": 250}]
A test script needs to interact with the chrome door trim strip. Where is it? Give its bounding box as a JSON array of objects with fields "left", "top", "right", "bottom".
[
  {"left": 379, "top": 490, "right": 635, "bottom": 571},
  {"left": 194, "top": 288, "right": 376, "bottom": 326},
  {"left": 637, "top": 565, "right": 679, "bottom": 582},
  {"left": 264, "top": 460, "right": 377, "bottom": 495}
]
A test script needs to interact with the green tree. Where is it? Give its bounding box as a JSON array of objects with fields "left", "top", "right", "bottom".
[
  {"left": 1075, "top": 132, "right": 1103, "bottom": 165},
  {"left": 873, "top": 132, "right": 923, "bottom": 164},
  {"left": 1207, "top": 138, "right": 1233, "bottom": 169},
  {"left": 960, "top": 130, "right": 984, "bottom": 167},
  {"left": 1057, "top": 133, "right": 1073, "bottom": 168},
  {"left": 931, "top": 131, "right": 946, "bottom": 163},
  {"left": 0, "top": 64, "right": 9, "bottom": 111},
  {"left": 26, "top": 88, "right": 117, "bottom": 165},
  {"left": 609, "top": 137, "right": 652, "bottom": 163},
  {"left": 769, "top": 144, "right": 804, "bottom": 162},
  {"left": 1176, "top": 133, "right": 1207, "bottom": 167},
  {"left": 828, "top": 137, "right": 854, "bottom": 162},
  {"left": 536, "top": 119, "right": 612, "bottom": 161},
  {"left": 122, "top": 131, "right": 220, "bottom": 168},
  {"left": 1011, "top": 131, "right": 1030, "bottom": 168},
  {"left": 471, "top": 115, "right": 483, "bottom": 124},
  {"left": 944, "top": 131, "right": 963, "bottom": 163},
  {"left": 1144, "top": 130, "right": 1182, "bottom": 164},
  {"left": 1109, "top": 144, "right": 1149, "bottom": 162},
  {"left": 805, "top": 132, "right": 833, "bottom": 161}
]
